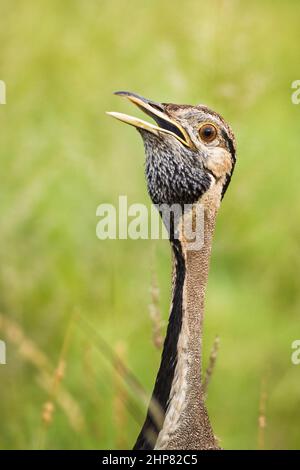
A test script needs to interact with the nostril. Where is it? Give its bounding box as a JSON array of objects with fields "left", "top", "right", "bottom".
[
  {"left": 150, "top": 103, "right": 164, "bottom": 112},
  {"left": 154, "top": 116, "right": 186, "bottom": 142}
]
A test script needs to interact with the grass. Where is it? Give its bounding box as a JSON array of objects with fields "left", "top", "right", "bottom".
[{"left": 0, "top": 0, "right": 300, "bottom": 449}]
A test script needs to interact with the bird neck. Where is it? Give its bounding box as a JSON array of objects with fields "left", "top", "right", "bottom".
[{"left": 134, "top": 183, "right": 223, "bottom": 450}]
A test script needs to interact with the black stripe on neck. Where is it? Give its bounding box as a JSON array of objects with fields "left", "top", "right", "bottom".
[
  {"left": 133, "top": 239, "right": 185, "bottom": 450},
  {"left": 221, "top": 129, "right": 236, "bottom": 199}
]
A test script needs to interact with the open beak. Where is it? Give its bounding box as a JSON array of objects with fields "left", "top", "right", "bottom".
[{"left": 107, "top": 91, "right": 192, "bottom": 148}]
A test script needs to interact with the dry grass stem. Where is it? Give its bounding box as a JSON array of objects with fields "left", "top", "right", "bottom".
[
  {"left": 0, "top": 313, "right": 86, "bottom": 445},
  {"left": 258, "top": 377, "right": 267, "bottom": 450},
  {"left": 149, "top": 267, "right": 164, "bottom": 350},
  {"left": 203, "top": 335, "right": 220, "bottom": 398},
  {"left": 113, "top": 341, "right": 128, "bottom": 449}
]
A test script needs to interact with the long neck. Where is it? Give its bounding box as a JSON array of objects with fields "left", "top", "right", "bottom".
[{"left": 134, "top": 186, "right": 222, "bottom": 450}]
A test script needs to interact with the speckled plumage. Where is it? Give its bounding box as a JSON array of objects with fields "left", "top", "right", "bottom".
[
  {"left": 138, "top": 102, "right": 236, "bottom": 207},
  {"left": 108, "top": 93, "right": 236, "bottom": 450},
  {"left": 143, "top": 131, "right": 212, "bottom": 205}
]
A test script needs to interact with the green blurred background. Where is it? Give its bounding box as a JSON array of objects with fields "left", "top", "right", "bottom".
[{"left": 0, "top": 0, "right": 300, "bottom": 450}]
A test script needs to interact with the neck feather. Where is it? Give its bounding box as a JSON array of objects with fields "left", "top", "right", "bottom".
[{"left": 134, "top": 184, "right": 222, "bottom": 450}]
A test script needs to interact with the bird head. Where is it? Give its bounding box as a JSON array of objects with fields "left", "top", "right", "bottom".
[{"left": 107, "top": 91, "right": 236, "bottom": 207}]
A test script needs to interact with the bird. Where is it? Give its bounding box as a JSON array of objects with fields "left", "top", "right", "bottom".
[{"left": 107, "top": 91, "right": 236, "bottom": 450}]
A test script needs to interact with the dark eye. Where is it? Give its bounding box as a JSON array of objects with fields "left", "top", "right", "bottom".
[{"left": 199, "top": 123, "right": 217, "bottom": 143}]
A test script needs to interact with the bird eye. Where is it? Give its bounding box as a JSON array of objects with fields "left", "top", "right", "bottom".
[{"left": 199, "top": 123, "right": 217, "bottom": 143}]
